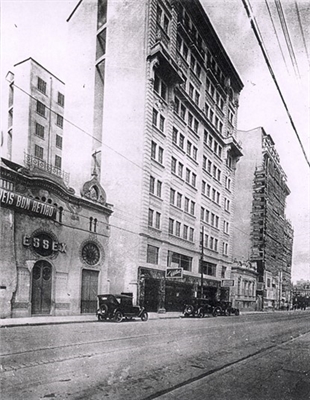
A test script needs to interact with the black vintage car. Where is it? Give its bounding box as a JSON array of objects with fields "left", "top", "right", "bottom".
[
  {"left": 216, "top": 301, "right": 240, "bottom": 316},
  {"left": 183, "top": 298, "right": 221, "bottom": 318},
  {"left": 96, "top": 294, "right": 148, "bottom": 322}
]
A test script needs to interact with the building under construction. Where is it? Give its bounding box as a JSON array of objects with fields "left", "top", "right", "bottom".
[{"left": 232, "top": 127, "right": 293, "bottom": 310}]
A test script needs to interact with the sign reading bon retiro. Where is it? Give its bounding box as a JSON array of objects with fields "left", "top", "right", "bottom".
[{"left": 0, "top": 188, "right": 57, "bottom": 218}]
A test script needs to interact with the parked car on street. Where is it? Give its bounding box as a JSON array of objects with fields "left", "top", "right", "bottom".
[
  {"left": 96, "top": 294, "right": 148, "bottom": 322},
  {"left": 183, "top": 298, "right": 221, "bottom": 318},
  {"left": 216, "top": 301, "right": 240, "bottom": 316}
]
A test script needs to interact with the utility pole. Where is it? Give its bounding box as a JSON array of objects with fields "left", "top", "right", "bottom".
[{"left": 200, "top": 225, "right": 204, "bottom": 298}]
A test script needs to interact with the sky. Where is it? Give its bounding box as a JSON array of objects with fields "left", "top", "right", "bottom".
[{"left": 1, "top": 0, "right": 309, "bottom": 282}]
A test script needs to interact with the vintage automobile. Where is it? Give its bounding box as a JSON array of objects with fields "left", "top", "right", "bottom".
[
  {"left": 183, "top": 298, "right": 221, "bottom": 318},
  {"left": 96, "top": 294, "right": 148, "bottom": 322},
  {"left": 216, "top": 301, "right": 240, "bottom": 316}
]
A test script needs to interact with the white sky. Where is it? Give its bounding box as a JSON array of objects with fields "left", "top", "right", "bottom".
[{"left": 1, "top": 0, "right": 309, "bottom": 282}]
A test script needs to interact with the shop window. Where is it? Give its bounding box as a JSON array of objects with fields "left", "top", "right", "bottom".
[{"left": 167, "top": 251, "right": 192, "bottom": 271}]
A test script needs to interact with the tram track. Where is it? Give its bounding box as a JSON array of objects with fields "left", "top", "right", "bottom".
[{"left": 143, "top": 328, "right": 310, "bottom": 400}]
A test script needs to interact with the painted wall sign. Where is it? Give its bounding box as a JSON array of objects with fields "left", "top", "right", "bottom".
[
  {"left": 0, "top": 189, "right": 57, "bottom": 219},
  {"left": 166, "top": 268, "right": 183, "bottom": 279},
  {"left": 23, "top": 234, "right": 67, "bottom": 256},
  {"left": 222, "top": 279, "right": 234, "bottom": 287}
]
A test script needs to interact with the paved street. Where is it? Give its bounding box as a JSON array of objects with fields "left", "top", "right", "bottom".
[{"left": 1, "top": 311, "right": 309, "bottom": 400}]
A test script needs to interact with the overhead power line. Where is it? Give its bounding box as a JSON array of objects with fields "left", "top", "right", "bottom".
[
  {"left": 294, "top": 0, "right": 310, "bottom": 68},
  {"left": 242, "top": 0, "right": 310, "bottom": 169},
  {"left": 274, "top": 0, "right": 300, "bottom": 79}
]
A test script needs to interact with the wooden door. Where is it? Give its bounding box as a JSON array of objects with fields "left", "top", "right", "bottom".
[
  {"left": 81, "top": 269, "right": 99, "bottom": 313},
  {"left": 31, "top": 261, "right": 52, "bottom": 315}
]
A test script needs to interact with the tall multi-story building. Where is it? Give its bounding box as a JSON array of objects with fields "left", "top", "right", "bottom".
[
  {"left": 232, "top": 127, "right": 294, "bottom": 310},
  {"left": 65, "top": 0, "right": 243, "bottom": 311},
  {"left": 1, "top": 58, "right": 112, "bottom": 319},
  {"left": 5, "top": 58, "right": 66, "bottom": 182}
]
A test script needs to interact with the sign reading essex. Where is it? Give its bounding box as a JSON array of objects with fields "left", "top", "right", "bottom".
[
  {"left": 23, "top": 233, "right": 66, "bottom": 256},
  {"left": 0, "top": 189, "right": 57, "bottom": 218},
  {"left": 166, "top": 268, "right": 183, "bottom": 279}
]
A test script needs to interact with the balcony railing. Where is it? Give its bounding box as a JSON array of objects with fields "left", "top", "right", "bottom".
[{"left": 24, "top": 153, "right": 70, "bottom": 186}]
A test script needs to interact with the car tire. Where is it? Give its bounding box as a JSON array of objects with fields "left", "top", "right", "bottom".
[
  {"left": 114, "top": 310, "right": 123, "bottom": 322},
  {"left": 197, "top": 308, "right": 205, "bottom": 318},
  {"left": 141, "top": 311, "right": 148, "bottom": 321},
  {"left": 184, "top": 305, "right": 194, "bottom": 316},
  {"left": 212, "top": 307, "right": 221, "bottom": 317}
]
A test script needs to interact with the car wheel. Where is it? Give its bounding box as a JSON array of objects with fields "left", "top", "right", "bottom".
[
  {"left": 184, "top": 305, "right": 194, "bottom": 316},
  {"left": 212, "top": 308, "right": 221, "bottom": 317},
  {"left": 197, "top": 308, "right": 205, "bottom": 318},
  {"left": 141, "top": 311, "right": 148, "bottom": 321},
  {"left": 114, "top": 310, "right": 123, "bottom": 322}
]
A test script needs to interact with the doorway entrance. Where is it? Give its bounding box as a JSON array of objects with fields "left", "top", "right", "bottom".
[
  {"left": 31, "top": 260, "right": 52, "bottom": 315},
  {"left": 81, "top": 269, "right": 99, "bottom": 313}
]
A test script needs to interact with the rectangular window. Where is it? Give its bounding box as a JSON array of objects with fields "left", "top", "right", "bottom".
[
  {"left": 167, "top": 251, "right": 192, "bottom": 271},
  {"left": 175, "top": 221, "right": 181, "bottom": 237},
  {"left": 56, "top": 114, "right": 63, "bottom": 128},
  {"left": 177, "top": 192, "right": 182, "bottom": 208},
  {"left": 203, "top": 156, "right": 207, "bottom": 169},
  {"left": 183, "top": 225, "right": 188, "bottom": 240},
  {"left": 170, "top": 188, "right": 175, "bottom": 204},
  {"left": 171, "top": 157, "right": 177, "bottom": 174},
  {"left": 151, "top": 141, "right": 157, "bottom": 159},
  {"left": 188, "top": 112, "right": 193, "bottom": 128},
  {"left": 157, "top": 180, "right": 162, "bottom": 198},
  {"left": 202, "top": 180, "right": 206, "bottom": 194},
  {"left": 194, "top": 119, "right": 199, "bottom": 134},
  {"left": 172, "top": 127, "right": 178, "bottom": 144},
  {"left": 35, "top": 122, "right": 44, "bottom": 139},
  {"left": 34, "top": 145, "right": 43, "bottom": 159},
  {"left": 174, "top": 97, "right": 180, "bottom": 114},
  {"left": 189, "top": 227, "right": 194, "bottom": 242},
  {"left": 57, "top": 92, "right": 65, "bottom": 107},
  {"left": 201, "top": 206, "right": 205, "bottom": 220},
  {"left": 55, "top": 155, "right": 62, "bottom": 169},
  {"left": 207, "top": 184, "right": 211, "bottom": 197},
  {"left": 37, "top": 77, "right": 46, "bottom": 94},
  {"left": 155, "top": 212, "right": 161, "bottom": 229},
  {"left": 159, "top": 115, "right": 165, "bottom": 132},
  {"left": 36, "top": 100, "right": 46, "bottom": 117},
  {"left": 200, "top": 261, "right": 217, "bottom": 276},
  {"left": 168, "top": 218, "right": 174, "bottom": 234},
  {"left": 148, "top": 209, "right": 154, "bottom": 227},
  {"left": 190, "top": 201, "right": 195, "bottom": 215},
  {"left": 186, "top": 168, "right": 190, "bottom": 183},
  {"left": 205, "top": 209, "right": 210, "bottom": 223},
  {"left": 158, "top": 147, "right": 164, "bottom": 164},
  {"left": 178, "top": 163, "right": 183, "bottom": 178},
  {"left": 152, "top": 108, "right": 158, "bottom": 126},
  {"left": 150, "top": 176, "right": 155, "bottom": 194},
  {"left": 180, "top": 104, "right": 186, "bottom": 120},
  {"left": 56, "top": 134, "right": 62, "bottom": 149},
  {"left": 184, "top": 197, "right": 189, "bottom": 213},
  {"left": 193, "top": 147, "right": 198, "bottom": 160},
  {"left": 191, "top": 173, "right": 196, "bottom": 187},
  {"left": 187, "top": 141, "right": 192, "bottom": 156},
  {"left": 179, "top": 134, "right": 184, "bottom": 149},
  {"left": 147, "top": 245, "right": 159, "bottom": 264}
]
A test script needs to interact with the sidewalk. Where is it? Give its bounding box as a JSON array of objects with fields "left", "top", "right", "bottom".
[
  {"left": 0, "top": 311, "right": 183, "bottom": 328},
  {"left": 0, "top": 309, "right": 305, "bottom": 328}
]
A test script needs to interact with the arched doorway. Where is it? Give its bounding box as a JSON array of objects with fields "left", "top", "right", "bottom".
[{"left": 31, "top": 261, "right": 52, "bottom": 315}]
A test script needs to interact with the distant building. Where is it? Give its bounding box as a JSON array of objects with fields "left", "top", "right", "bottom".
[
  {"left": 65, "top": 0, "right": 243, "bottom": 311},
  {"left": 232, "top": 127, "right": 293, "bottom": 311},
  {"left": 1, "top": 58, "right": 112, "bottom": 319}
]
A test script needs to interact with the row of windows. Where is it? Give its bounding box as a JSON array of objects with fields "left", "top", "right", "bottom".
[
  {"left": 176, "top": 35, "right": 202, "bottom": 79},
  {"left": 200, "top": 207, "right": 220, "bottom": 229},
  {"left": 174, "top": 96, "right": 199, "bottom": 134},
  {"left": 149, "top": 176, "right": 162, "bottom": 198},
  {"left": 152, "top": 108, "right": 165, "bottom": 133},
  {"left": 206, "top": 78, "right": 225, "bottom": 111},
  {"left": 170, "top": 188, "right": 195, "bottom": 215},
  {"left": 202, "top": 156, "right": 222, "bottom": 182},
  {"left": 201, "top": 233, "right": 219, "bottom": 252},
  {"left": 34, "top": 145, "right": 62, "bottom": 169},
  {"left": 172, "top": 127, "right": 198, "bottom": 161},
  {"left": 156, "top": 4, "right": 169, "bottom": 34},
  {"left": 168, "top": 218, "right": 195, "bottom": 242},
  {"left": 203, "top": 131, "right": 223, "bottom": 158},
  {"left": 148, "top": 209, "right": 161, "bottom": 230},
  {"left": 36, "top": 100, "right": 63, "bottom": 128},
  {"left": 151, "top": 140, "right": 164, "bottom": 164},
  {"left": 37, "top": 77, "right": 64, "bottom": 107},
  {"left": 202, "top": 181, "right": 221, "bottom": 205},
  {"left": 34, "top": 123, "right": 63, "bottom": 149},
  {"left": 147, "top": 246, "right": 194, "bottom": 272},
  {"left": 205, "top": 103, "right": 224, "bottom": 134}
]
